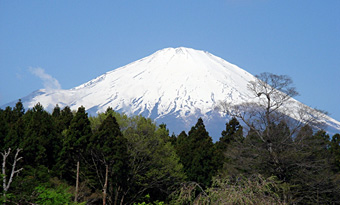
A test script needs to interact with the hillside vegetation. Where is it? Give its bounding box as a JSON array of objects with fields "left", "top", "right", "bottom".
[{"left": 1, "top": 100, "right": 340, "bottom": 204}]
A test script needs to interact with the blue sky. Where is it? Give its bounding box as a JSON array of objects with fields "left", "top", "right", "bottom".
[{"left": 1, "top": 0, "right": 339, "bottom": 121}]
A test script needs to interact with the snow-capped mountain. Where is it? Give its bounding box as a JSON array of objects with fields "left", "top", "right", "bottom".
[{"left": 3, "top": 47, "right": 340, "bottom": 139}]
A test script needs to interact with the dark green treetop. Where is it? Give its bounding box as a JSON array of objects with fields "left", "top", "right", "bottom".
[{"left": 176, "top": 118, "right": 218, "bottom": 188}]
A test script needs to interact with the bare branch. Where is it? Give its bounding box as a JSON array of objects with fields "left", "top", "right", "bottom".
[{"left": 2, "top": 148, "right": 23, "bottom": 202}]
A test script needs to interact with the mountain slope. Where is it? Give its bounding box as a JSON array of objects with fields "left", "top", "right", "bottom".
[{"left": 3, "top": 47, "right": 340, "bottom": 139}]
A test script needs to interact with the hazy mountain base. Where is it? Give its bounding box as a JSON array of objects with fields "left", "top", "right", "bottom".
[
  {"left": 107, "top": 103, "right": 229, "bottom": 141},
  {"left": 89, "top": 103, "right": 339, "bottom": 142}
]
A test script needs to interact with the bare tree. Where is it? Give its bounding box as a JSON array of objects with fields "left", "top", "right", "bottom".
[
  {"left": 216, "top": 73, "right": 325, "bottom": 175},
  {"left": 216, "top": 72, "right": 335, "bottom": 203},
  {"left": 1, "top": 148, "right": 23, "bottom": 203},
  {"left": 218, "top": 72, "right": 323, "bottom": 148}
]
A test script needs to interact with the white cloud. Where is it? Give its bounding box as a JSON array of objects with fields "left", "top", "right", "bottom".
[{"left": 29, "top": 67, "right": 61, "bottom": 91}]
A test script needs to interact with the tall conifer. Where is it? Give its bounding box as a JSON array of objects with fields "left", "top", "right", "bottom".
[
  {"left": 58, "top": 106, "right": 92, "bottom": 181},
  {"left": 88, "top": 114, "right": 129, "bottom": 204},
  {"left": 21, "top": 103, "right": 56, "bottom": 168},
  {"left": 176, "top": 118, "right": 217, "bottom": 187}
]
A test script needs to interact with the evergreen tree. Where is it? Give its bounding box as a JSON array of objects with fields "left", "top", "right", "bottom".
[
  {"left": 176, "top": 118, "right": 217, "bottom": 188},
  {"left": 52, "top": 104, "right": 73, "bottom": 133},
  {"left": 5, "top": 103, "right": 58, "bottom": 203},
  {"left": 60, "top": 106, "right": 73, "bottom": 128},
  {"left": 229, "top": 121, "right": 294, "bottom": 180},
  {"left": 58, "top": 106, "right": 92, "bottom": 181},
  {"left": 1, "top": 107, "right": 15, "bottom": 148},
  {"left": 265, "top": 121, "right": 293, "bottom": 181},
  {"left": 215, "top": 117, "right": 243, "bottom": 175},
  {"left": 21, "top": 103, "right": 57, "bottom": 168},
  {"left": 222, "top": 126, "right": 266, "bottom": 176},
  {"left": 330, "top": 133, "right": 340, "bottom": 172},
  {"left": 0, "top": 109, "right": 5, "bottom": 150},
  {"left": 54, "top": 106, "right": 74, "bottom": 134},
  {"left": 221, "top": 121, "right": 340, "bottom": 203},
  {"left": 219, "top": 117, "right": 243, "bottom": 145},
  {"left": 174, "top": 131, "right": 187, "bottom": 153},
  {"left": 12, "top": 99, "right": 25, "bottom": 120},
  {"left": 87, "top": 114, "right": 129, "bottom": 204},
  {"left": 52, "top": 104, "right": 61, "bottom": 118},
  {"left": 295, "top": 124, "right": 313, "bottom": 143},
  {"left": 215, "top": 118, "right": 243, "bottom": 155},
  {"left": 289, "top": 129, "right": 339, "bottom": 203},
  {"left": 5, "top": 114, "right": 26, "bottom": 150},
  {"left": 1, "top": 100, "right": 26, "bottom": 150}
]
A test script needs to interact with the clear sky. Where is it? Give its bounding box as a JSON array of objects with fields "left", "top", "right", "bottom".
[{"left": 1, "top": 0, "right": 339, "bottom": 121}]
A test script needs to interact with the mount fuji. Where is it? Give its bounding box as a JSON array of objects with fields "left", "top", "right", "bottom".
[{"left": 3, "top": 47, "right": 340, "bottom": 139}]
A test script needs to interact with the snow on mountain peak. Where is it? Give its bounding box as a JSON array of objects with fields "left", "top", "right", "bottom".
[
  {"left": 3, "top": 47, "right": 340, "bottom": 138},
  {"left": 18, "top": 47, "right": 255, "bottom": 118}
]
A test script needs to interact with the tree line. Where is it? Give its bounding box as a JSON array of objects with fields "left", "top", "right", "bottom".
[{"left": 1, "top": 72, "right": 340, "bottom": 204}]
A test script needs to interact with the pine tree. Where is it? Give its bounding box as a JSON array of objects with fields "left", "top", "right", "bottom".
[
  {"left": 216, "top": 117, "right": 243, "bottom": 153},
  {"left": 55, "top": 106, "right": 74, "bottom": 134},
  {"left": 220, "top": 117, "right": 243, "bottom": 144},
  {"left": 87, "top": 114, "right": 129, "bottom": 204},
  {"left": 5, "top": 115, "right": 26, "bottom": 150},
  {"left": 1, "top": 107, "right": 15, "bottom": 148},
  {"left": 13, "top": 99, "right": 25, "bottom": 120},
  {"left": 52, "top": 104, "right": 61, "bottom": 118},
  {"left": 58, "top": 106, "right": 92, "bottom": 181},
  {"left": 215, "top": 117, "right": 243, "bottom": 174},
  {"left": 21, "top": 103, "right": 57, "bottom": 168},
  {"left": 176, "top": 118, "right": 217, "bottom": 187},
  {"left": 330, "top": 133, "right": 340, "bottom": 172},
  {"left": 0, "top": 109, "right": 5, "bottom": 151},
  {"left": 61, "top": 106, "right": 73, "bottom": 127}
]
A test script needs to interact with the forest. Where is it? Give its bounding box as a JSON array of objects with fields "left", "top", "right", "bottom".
[
  {"left": 1, "top": 73, "right": 340, "bottom": 204},
  {"left": 0, "top": 100, "right": 339, "bottom": 204}
]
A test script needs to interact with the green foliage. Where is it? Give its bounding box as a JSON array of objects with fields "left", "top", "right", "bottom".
[
  {"left": 58, "top": 106, "right": 92, "bottom": 181},
  {"left": 175, "top": 118, "right": 218, "bottom": 188},
  {"left": 133, "top": 194, "right": 165, "bottom": 205},
  {"left": 214, "top": 117, "right": 244, "bottom": 174},
  {"left": 171, "top": 174, "right": 285, "bottom": 204},
  {"left": 51, "top": 104, "right": 61, "bottom": 118},
  {"left": 8, "top": 165, "right": 52, "bottom": 203},
  {"left": 86, "top": 113, "right": 129, "bottom": 204},
  {"left": 219, "top": 117, "right": 243, "bottom": 145},
  {"left": 1, "top": 101, "right": 340, "bottom": 204},
  {"left": 88, "top": 110, "right": 185, "bottom": 203},
  {"left": 205, "top": 175, "right": 285, "bottom": 204},
  {"left": 122, "top": 115, "right": 185, "bottom": 203},
  {"left": 34, "top": 178, "right": 86, "bottom": 205},
  {"left": 221, "top": 122, "right": 340, "bottom": 204},
  {"left": 89, "top": 107, "right": 129, "bottom": 133},
  {"left": 60, "top": 106, "right": 74, "bottom": 131},
  {"left": 330, "top": 133, "right": 340, "bottom": 172},
  {"left": 0, "top": 192, "right": 14, "bottom": 204},
  {"left": 20, "top": 103, "right": 58, "bottom": 169},
  {"left": 287, "top": 129, "right": 340, "bottom": 203},
  {"left": 1, "top": 101, "right": 26, "bottom": 151},
  {"left": 35, "top": 185, "right": 73, "bottom": 205},
  {"left": 67, "top": 106, "right": 92, "bottom": 154}
]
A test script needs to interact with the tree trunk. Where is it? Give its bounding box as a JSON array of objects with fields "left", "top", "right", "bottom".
[
  {"left": 115, "top": 185, "right": 122, "bottom": 205},
  {"left": 120, "top": 193, "right": 125, "bottom": 205},
  {"left": 103, "top": 165, "right": 108, "bottom": 205},
  {"left": 1, "top": 148, "right": 23, "bottom": 204},
  {"left": 75, "top": 161, "right": 80, "bottom": 203},
  {"left": 2, "top": 149, "right": 8, "bottom": 204}
]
